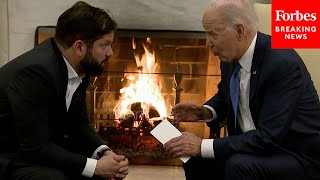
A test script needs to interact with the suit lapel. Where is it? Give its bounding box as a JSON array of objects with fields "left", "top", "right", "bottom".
[
  {"left": 220, "top": 62, "right": 236, "bottom": 134},
  {"left": 222, "top": 62, "right": 234, "bottom": 102},
  {"left": 50, "top": 38, "right": 69, "bottom": 112},
  {"left": 250, "top": 32, "right": 266, "bottom": 101}
]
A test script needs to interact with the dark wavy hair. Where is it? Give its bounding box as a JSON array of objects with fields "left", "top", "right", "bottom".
[{"left": 54, "top": 1, "right": 117, "bottom": 48}]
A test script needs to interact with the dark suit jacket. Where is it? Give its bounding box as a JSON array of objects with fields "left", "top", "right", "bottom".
[
  {"left": 205, "top": 32, "right": 320, "bottom": 178},
  {"left": 0, "top": 38, "right": 106, "bottom": 177}
]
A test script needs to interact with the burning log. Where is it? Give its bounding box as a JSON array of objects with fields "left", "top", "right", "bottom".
[{"left": 119, "top": 114, "right": 134, "bottom": 128}]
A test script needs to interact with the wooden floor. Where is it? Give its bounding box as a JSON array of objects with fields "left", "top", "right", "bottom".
[{"left": 125, "top": 165, "right": 185, "bottom": 180}]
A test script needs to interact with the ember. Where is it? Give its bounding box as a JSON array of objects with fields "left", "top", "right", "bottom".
[
  {"left": 91, "top": 30, "right": 220, "bottom": 165},
  {"left": 99, "top": 37, "right": 181, "bottom": 165}
]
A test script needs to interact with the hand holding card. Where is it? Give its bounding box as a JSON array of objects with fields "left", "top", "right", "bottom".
[{"left": 150, "top": 119, "right": 190, "bottom": 163}]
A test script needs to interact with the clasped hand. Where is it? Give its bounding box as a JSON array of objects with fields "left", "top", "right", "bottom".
[{"left": 95, "top": 150, "right": 129, "bottom": 179}]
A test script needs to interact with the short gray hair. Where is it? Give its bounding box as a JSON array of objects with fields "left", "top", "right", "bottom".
[{"left": 209, "top": 0, "right": 259, "bottom": 35}]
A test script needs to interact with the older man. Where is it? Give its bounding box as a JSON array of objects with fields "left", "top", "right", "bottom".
[{"left": 164, "top": 0, "right": 320, "bottom": 179}]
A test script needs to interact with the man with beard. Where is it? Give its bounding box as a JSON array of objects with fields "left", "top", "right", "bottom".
[{"left": 0, "top": 1, "right": 129, "bottom": 180}]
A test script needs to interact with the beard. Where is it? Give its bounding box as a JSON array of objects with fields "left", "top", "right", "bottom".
[{"left": 80, "top": 49, "right": 107, "bottom": 76}]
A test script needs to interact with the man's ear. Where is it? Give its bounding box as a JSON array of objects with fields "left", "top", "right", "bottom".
[
  {"left": 73, "top": 40, "right": 86, "bottom": 57},
  {"left": 235, "top": 24, "right": 245, "bottom": 40}
]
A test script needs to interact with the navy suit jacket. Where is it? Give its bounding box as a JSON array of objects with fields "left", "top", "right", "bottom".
[
  {"left": 205, "top": 32, "right": 320, "bottom": 178},
  {"left": 0, "top": 38, "right": 105, "bottom": 177}
]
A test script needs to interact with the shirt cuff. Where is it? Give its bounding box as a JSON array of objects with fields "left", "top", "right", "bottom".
[
  {"left": 201, "top": 105, "right": 217, "bottom": 122},
  {"left": 91, "top": 145, "right": 110, "bottom": 159},
  {"left": 201, "top": 139, "right": 215, "bottom": 158},
  {"left": 81, "top": 158, "right": 97, "bottom": 178}
]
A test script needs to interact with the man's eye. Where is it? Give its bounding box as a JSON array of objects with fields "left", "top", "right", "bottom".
[
  {"left": 211, "top": 33, "right": 220, "bottom": 39},
  {"left": 211, "top": 33, "right": 217, "bottom": 37},
  {"left": 102, "top": 44, "right": 108, "bottom": 48}
]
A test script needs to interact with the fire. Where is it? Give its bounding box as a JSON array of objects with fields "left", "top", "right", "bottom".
[{"left": 113, "top": 37, "right": 168, "bottom": 123}]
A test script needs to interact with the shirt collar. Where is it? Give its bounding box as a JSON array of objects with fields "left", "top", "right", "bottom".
[
  {"left": 238, "top": 33, "right": 257, "bottom": 73},
  {"left": 62, "top": 56, "right": 85, "bottom": 80}
]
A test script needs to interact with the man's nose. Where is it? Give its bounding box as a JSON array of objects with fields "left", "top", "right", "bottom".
[
  {"left": 106, "top": 47, "right": 113, "bottom": 57},
  {"left": 205, "top": 36, "right": 213, "bottom": 47},
  {"left": 206, "top": 39, "right": 214, "bottom": 48}
]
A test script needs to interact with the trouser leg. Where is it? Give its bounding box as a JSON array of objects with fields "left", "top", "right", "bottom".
[
  {"left": 183, "top": 156, "right": 225, "bottom": 180},
  {"left": 7, "top": 160, "right": 69, "bottom": 180},
  {"left": 224, "top": 153, "right": 307, "bottom": 180}
]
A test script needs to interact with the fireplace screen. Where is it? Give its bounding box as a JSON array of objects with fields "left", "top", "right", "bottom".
[{"left": 35, "top": 26, "right": 221, "bottom": 166}]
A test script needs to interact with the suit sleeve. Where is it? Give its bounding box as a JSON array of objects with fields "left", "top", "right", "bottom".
[
  {"left": 205, "top": 81, "right": 228, "bottom": 128},
  {"left": 6, "top": 65, "right": 87, "bottom": 175},
  {"left": 205, "top": 62, "right": 229, "bottom": 128},
  {"left": 214, "top": 57, "right": 303, "bottom": 159}
]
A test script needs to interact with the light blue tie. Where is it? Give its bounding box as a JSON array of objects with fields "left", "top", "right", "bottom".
[{"left": 230, "top": 62, "right": 241, "bottom": 133}]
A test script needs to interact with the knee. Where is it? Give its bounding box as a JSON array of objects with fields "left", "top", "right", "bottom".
[
  {"left": 30, "top": 168, "right": 69, "bottom": 180},
  {"left": 183, "top": 156, "right": 199, "bottom": 172}
]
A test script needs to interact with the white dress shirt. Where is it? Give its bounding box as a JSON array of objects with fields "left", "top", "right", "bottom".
[
  {"left": 63, "top": 57, "right": 109, "bottom": 177},
  {"left": 200, "top": 34, "right": 257, "bottom": 158}
]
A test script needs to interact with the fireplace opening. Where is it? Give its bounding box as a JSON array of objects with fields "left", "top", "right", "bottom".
[{"left": 35, "top": 27, "right": 221, "bottom": 166}]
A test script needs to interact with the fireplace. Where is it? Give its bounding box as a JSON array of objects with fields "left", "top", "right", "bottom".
[{"left": 35, "top": 26, "right": 221, "bottom": 166}]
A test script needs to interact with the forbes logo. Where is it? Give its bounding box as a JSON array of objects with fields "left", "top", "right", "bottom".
[{"left": 275, "top": 10, "right": 317, "bottom": 21}]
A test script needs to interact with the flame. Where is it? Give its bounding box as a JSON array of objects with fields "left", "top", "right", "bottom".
[{"left": 113, "top": 37, "right": 168, "bottom": 121}]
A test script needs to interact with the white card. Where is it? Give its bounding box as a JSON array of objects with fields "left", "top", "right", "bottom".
[{"left": 150, "top": 120, "right": 190, "bottom": 163}]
